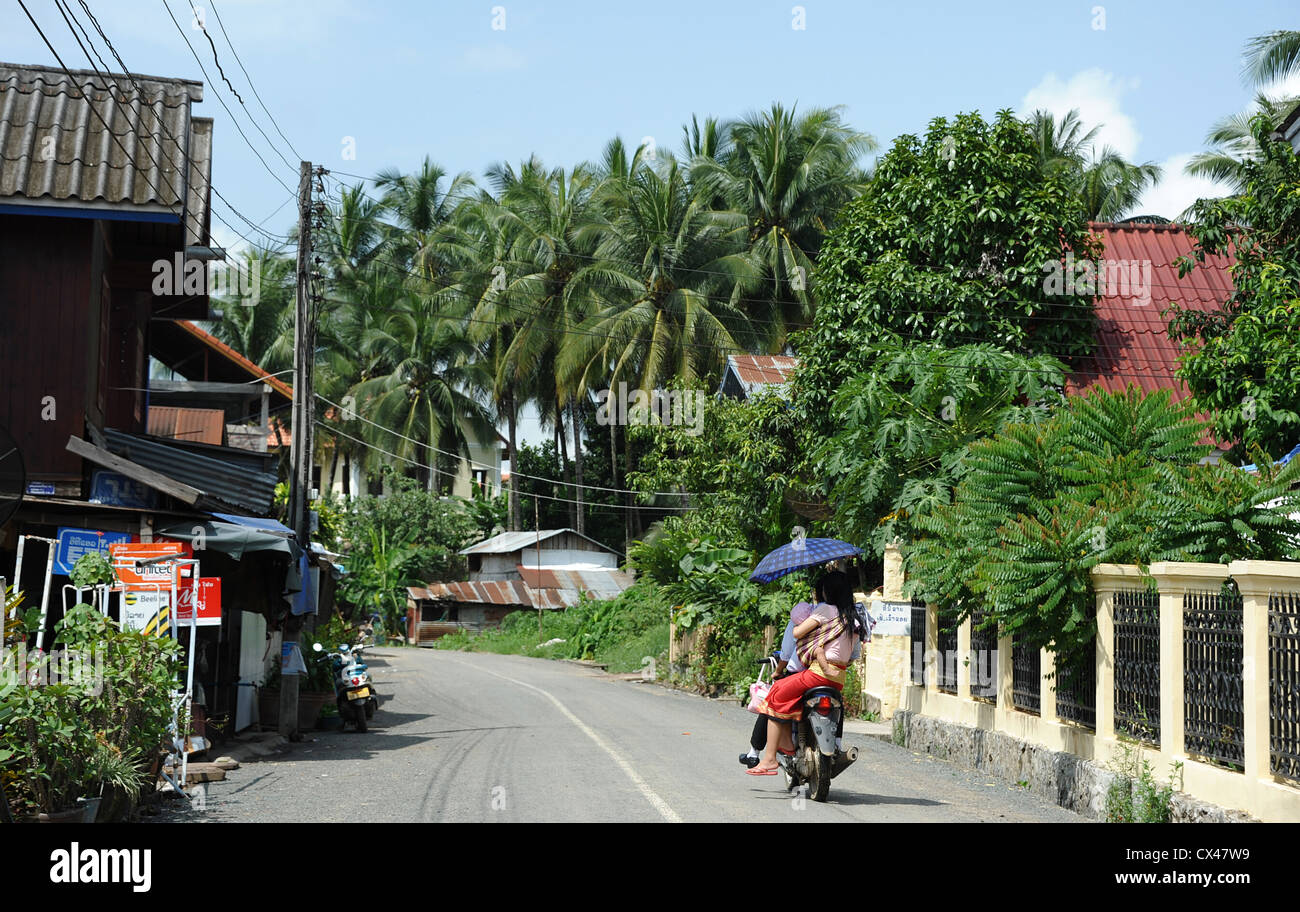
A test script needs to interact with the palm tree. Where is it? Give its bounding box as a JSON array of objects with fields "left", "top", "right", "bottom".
[
  {"left": 1025, "top": 109, "right": 1162, "bottom": 221},
  {"left": 1243, "top": 29, "right": 1300, "bottom": 87},
  {"left": 210, "top": 246, "right": 296, "bottom": 373},
  {"left": 481, "top": 157, "right": 602, "bottom": 532},
  {"left": 349, "top": 285, "right": 496, "bottom": 494},
  {"left": 688, "top": 104, "right": 874, "bottom": 346},
  {"left": 1183, "top": 31, "right": 1300, "bottom": 194},
  {"left": 1185, "top": 94, "right": 1299, "bottom": 191},
  {"left": 373, "top": 157, "right": 476, "bottom": 281}
]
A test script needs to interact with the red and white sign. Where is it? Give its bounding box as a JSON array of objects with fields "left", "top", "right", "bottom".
[
  {"left": 175, "top": 577, "right": 222, "bottom": 627},
  {"left": 109, "top": 542, "right": 186, "bottom": 586}
]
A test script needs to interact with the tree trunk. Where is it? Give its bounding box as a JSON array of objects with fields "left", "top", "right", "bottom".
[
  {"left": 507, "top": 396, "right": 520, "bottom": 531},
  {"left": 342, "top": 450, "right": 351, "bottom": 497},
  {"left": 326, "top": 437, "right": 340, "bottom": 499},
  {"left": 557, "top": 395, "right": 574, "bottom": 529},
  {"left": 624, "top": 424, "right": 641, "bottom": 545},
  {"left": 572, "top": 403, "right": 585, "bottom": 536}
]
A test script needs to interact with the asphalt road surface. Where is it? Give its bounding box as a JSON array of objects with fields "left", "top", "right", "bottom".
[{"left": 170, "top": 648, "right": 1084, "bottom": 823}]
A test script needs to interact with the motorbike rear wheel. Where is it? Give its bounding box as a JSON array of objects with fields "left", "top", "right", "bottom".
[
  {"left": 353, "top": 699, "right": 367, "bottom": 732},
  {"left": 804, "top": 747, "right": 831, "bottom": 802}
]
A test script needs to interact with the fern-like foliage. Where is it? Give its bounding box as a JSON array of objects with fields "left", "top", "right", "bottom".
[{"left": 906, "top": 386, "right": 1300, "bottom": 666}]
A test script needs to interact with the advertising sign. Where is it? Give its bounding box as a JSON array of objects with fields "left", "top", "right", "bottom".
[
  {"left": 54, "top": 527, "right": 133, "bottom": 576},
  {"left": 109, "top": 542, "right": 186, "bottom": 587},
  {"left": 90, "top": 471, "right": 157, "bottom": 508},
  {"left": 119, "top": 589, "right": 170, "bottom": 637},
  {"left": 175, "top": 578, "right": 221, "bottom": 627}
]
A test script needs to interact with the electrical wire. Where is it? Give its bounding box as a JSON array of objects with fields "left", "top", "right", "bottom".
[{"left": 321, "top": 423, "right": 696, "bottom": 512}]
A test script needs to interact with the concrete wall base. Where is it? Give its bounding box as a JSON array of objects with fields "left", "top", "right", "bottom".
[{"left": 893, "top": 710, "right": 1257, "bottom": 823}]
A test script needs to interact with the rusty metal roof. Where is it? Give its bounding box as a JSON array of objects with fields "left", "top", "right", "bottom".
[
  {"left": 515, "top": 565, "right": 635, "bottom": 597},
  {"left": 1065, "top": 222, "right": 1233, "bottom": 403},
  {"left": 721, "top": 355, "right": 800, "bottom": 400},
  {"left": 0, "top": 62, "right": 210, "bottom": 244},
  {"left": 146, "top": 406, "right": 225, "bottom": 446},
  {"left": 408, "top": 566, "right": 634, "bottom": 611}
]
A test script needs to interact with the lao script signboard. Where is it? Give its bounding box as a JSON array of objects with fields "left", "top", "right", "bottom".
[{"left": 873, "top": 600, "right": 914, "bottom": 637}]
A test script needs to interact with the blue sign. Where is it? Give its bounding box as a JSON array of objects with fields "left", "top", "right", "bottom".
[
  {"left": 25, "top": 482, "right": 55, "bottom": 496},
  {"left": 89, "top": 471, "right": 157, "bottom": 508},
  {"left": 55, "top": 527, "right": 133, "bottom": 576}
]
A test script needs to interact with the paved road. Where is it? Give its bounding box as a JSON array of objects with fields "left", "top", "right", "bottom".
[{"left": 171, "top": 648, "right": 1084, "bottom": 823}]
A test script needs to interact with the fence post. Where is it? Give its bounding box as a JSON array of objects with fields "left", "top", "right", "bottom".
[
  {"left": 924, "top": 601, "right": 938, "bottom": 694},
  {"left": 1039, "top": 647, "right": 1056, "bottom": 722},
  {"left": 997, "top": 630, "right": 1013, "bottom": 713},
  {"left": 1148, "top": 562, "right": 1229, "bottom": 764},
  {"left": 957, "top": 614, "right": 971, "bottom": 701},
  {"left": 1091, "top": 565, "right": 1124, "bottom": 744},
  {"left": 1229, "top": 561, "right": 1283, "bottom": 784}
]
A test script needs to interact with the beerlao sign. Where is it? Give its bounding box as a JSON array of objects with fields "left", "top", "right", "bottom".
[{"left": 175, "top": 578, "right": 221, "bottom": 627}]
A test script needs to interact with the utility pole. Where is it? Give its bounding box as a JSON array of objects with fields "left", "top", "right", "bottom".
[{"left": 284, "top": 160, "right": 315, "bottom": 740}]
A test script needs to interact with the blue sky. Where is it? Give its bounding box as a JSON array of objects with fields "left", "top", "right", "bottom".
[
  {"left": 7, "top": 0, "right": 1298, "bottom": 244},
  {"left": 5, "top": 0, "right": 1297, "bottom": 442}
]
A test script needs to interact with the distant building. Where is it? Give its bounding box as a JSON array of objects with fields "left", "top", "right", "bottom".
[
  {"left": 405, "top": 528, "right": 633, "bottom": 644},
  {"left": 719, "top": 354, "right": 800, "bottom": 401}
]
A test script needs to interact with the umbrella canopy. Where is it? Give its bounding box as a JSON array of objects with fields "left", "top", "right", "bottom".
[{"left": 749, "top": 538, "right": 862, "bottom": 583}]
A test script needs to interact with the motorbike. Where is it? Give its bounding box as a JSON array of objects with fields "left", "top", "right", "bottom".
[
  {"left": 763, "top": 659, "right": 859, "bottom": 802},
  {"left": 313, "top": 642, "right": 378, "bottom": 731}
]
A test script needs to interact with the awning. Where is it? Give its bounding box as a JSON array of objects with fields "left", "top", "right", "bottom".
[{"left": 158, "top": 515, "right": 302, "bottom": 562}]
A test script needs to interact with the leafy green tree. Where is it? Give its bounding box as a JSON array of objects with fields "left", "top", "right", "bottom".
[
  {"left": 795, "top": 110, "right": 1101, "bottom": 437},
  {"left": 816, "top": 341, "right": 1068, "bottom": 554},
  {"left": 1167, "top": 115, "right": 1300, "bottom": 459}
]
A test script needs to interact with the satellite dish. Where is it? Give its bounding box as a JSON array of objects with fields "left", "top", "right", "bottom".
[{"left": 0, "top": 425, "right": 24, "bottom": 528}]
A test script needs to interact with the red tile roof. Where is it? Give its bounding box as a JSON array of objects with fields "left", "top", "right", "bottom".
[{"left": 1065, "top": 222, "right": 1233, "bottom": 402}]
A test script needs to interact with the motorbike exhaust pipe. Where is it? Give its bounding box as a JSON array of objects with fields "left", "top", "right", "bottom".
[{"left": 830, "top": 745, "right": 859, "bottom": 779}]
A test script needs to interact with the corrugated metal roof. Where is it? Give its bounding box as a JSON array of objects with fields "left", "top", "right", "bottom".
[
  {"left": 0, "top": 62, "right": 210, "bottom": 244},
  {"left": 728, "top": 355, "right": 799, "bottom": 387},
  {"left": 104, "top": 427, "right": 277, "bottom": 516},
  {"left": 147, "top": 406, "right": 225, "bottom": 445},
  {"left": 1065, "top": 222, "right": 1233, "bottom": 402},
  {"left": 408, "top": 566, "right": 634, "bottom": 611},
  {"left": 460, "top": 528, "right": 618, "bottom": 556},
  {"left": 515, "top": 565, "right": 635, "bottom": 597}
]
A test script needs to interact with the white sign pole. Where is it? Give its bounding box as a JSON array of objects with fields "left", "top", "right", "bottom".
[
  {"left": 32, "top": 537, "right": 57, "bottom": 655},
  {"left": 178, "top": 559, "right": 200, "bottom": 790}
]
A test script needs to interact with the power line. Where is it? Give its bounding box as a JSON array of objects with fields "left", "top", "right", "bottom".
[
  {"left": 314, "top": 392, "right": 697, "bottom": 499},
  {"left": 321, "top": 423, "right": 697, "bottom": 513},
  {"left": 206, "top": 0, "right": 304, "bottom": 161},
  {"left": 158, "top": 0, "right": 298, "bottom": 195}
]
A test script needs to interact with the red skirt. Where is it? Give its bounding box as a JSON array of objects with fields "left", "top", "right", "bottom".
[{"left": 755, "top": 667, "right": 843, "bottom": 721}]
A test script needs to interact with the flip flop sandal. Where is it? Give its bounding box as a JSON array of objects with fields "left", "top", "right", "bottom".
[{"left": 746, "top": 767, "right": 779, "bottom": 776}]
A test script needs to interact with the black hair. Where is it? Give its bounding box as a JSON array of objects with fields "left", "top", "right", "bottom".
[{"left": 815, "top": 570, "right": 860, "bottom": 635}]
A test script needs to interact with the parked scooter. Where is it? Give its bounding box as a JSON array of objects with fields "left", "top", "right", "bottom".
[
  {"left": 763, "top": 658, "right": 859, "bottom": 802},
  {"left": 313, "top": 642, "right": 378, "bottom": 731}
]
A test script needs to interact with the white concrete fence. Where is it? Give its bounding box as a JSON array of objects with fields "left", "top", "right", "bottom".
[{"left": 872, "top": 558, "right": 1300, "bottom": 822}]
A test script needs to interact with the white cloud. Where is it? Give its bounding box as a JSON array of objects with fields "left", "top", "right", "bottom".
[
  {"left": 1020, "top": 69, "right": 1142, "bottom": 160},
  {"left": 455, "top": 45, "right": 527, "bottom": 73},
  {"left": 1132, "top": 153, "right": 1233, "bottom": 222}
]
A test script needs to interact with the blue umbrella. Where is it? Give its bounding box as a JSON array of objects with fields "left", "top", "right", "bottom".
[{"left": 749, "top": 538, "right": 863, "bottom": 583}]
